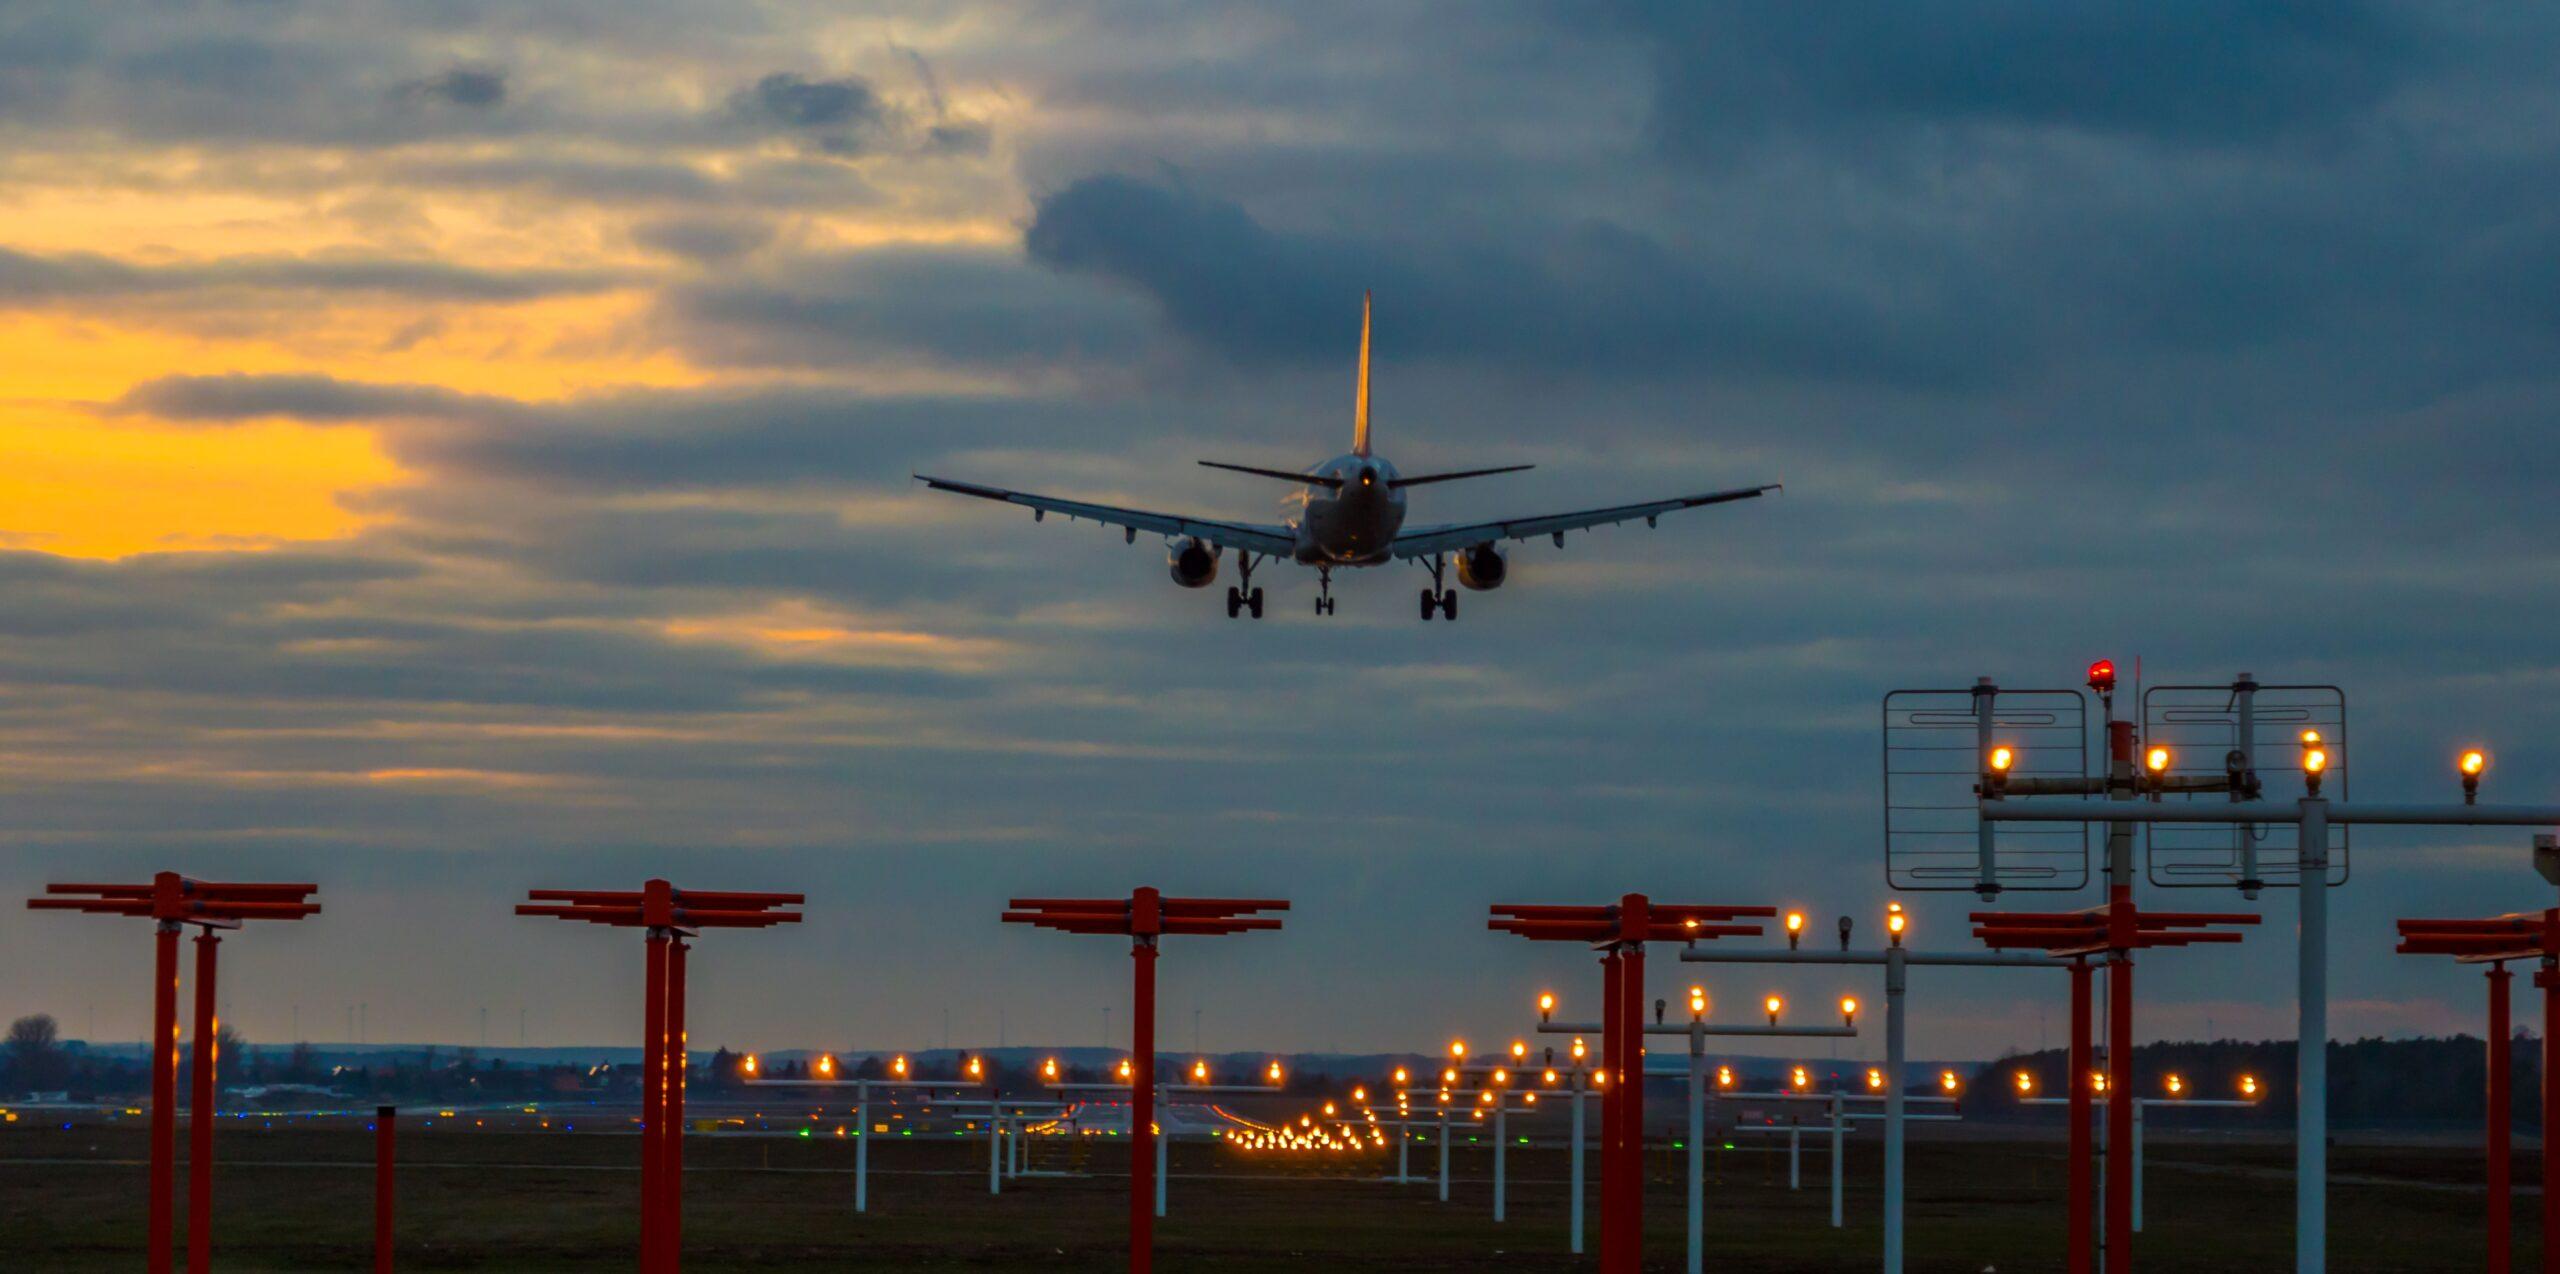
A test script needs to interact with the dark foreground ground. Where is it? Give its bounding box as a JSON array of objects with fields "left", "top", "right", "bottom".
[{"left": 0, "top": 1120, "right": 2531, "bottom": 1271}]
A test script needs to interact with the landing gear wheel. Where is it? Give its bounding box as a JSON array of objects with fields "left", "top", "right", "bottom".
[
  {"left": 1247, "top": 587, "right": 1265, "bottom": 619},
  {"left": 1315, "top": 568, "right": 1335, "bottom": 616},
  {"left": 1419, "top": 589, "right": 1437, "bottom": 621},
  {"left": 1440, "top": 590, "right": 1457, "bottom": 620},
  {"left": 1226, "top": 586, "right": 1243, "bottom": 619}
]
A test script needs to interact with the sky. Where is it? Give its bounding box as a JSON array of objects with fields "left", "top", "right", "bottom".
[{"left": 1, "top": 0, "right": 2556, "bottom": 1064}]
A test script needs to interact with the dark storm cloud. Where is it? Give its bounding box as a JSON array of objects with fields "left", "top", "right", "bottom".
[
  {"left": 1024, "top": 173, "right": 2004, "bottom": 385},
  {"left": 119, "top": 372, "right": 1150, "bottom": 493},
  {"left": 1598, "top": 0, "right": 2429, "bottom": 158},
  {"left": 0, "top": 247, "right": 624, "bottom": 305},
  {"left": 630, "top": 214, "right": 777, "bottom": 263},
  {"left": 659, "top": 247, "right": 1154, "bottom": 370},
  {"left": 118, "top": 373, "right": 490, "bottom": 422},
  {"left": 735, "top": 72, "right": 884, "bottom": 130},
  {"left": 393, "top": 66, "right": 508, "bottom": 109}
]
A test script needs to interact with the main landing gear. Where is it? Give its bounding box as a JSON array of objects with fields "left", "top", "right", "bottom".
[
  {"left": 1416, "top": 555, "right": 1458, "bottom": 622},
  {"left": 1225, "top": 553, "right": 1266, "bottom": 619},
  {"left": 1313, "top": 566, "right": 1337, "bottom": 616}
]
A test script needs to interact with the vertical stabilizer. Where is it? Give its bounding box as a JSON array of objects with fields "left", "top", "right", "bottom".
[{"left": 1352, "top": 291, "right": 1373, "bottom": 456}]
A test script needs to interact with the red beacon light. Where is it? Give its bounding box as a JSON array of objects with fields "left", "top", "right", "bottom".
[{"left": 2086, "top": 659, "right": 2117, "bottom": 694}]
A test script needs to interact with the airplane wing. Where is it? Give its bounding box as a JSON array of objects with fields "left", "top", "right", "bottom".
[
  {"left": 915, "top": 475, "right": 1297, "bottom": 557},
  {"left": 1388, "top": 483, "right": 1779, "bottom": 559}
]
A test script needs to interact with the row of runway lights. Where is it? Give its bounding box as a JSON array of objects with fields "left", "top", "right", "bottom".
[
  {"left": 1986, "top": 731, "right": 2493, "bottom": 802},
  {"left": 728, "top": 894, "right": 2265, "bottom": 1156}
]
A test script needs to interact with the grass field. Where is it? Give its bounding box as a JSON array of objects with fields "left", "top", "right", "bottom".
[{"left": 0, "top": 1119, "right": 2530, "bottom": 1271}]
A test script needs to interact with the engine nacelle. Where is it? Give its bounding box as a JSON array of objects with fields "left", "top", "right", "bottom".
[
  {"left": 1456, "top": 542, "right": 1508, "bottom": 591},
  {"left": 1168, "top": 538, "right": 1220, "bottom": 588}
]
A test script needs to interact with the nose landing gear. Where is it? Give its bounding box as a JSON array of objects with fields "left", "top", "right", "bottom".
[
  {"left": 1313, "top": 566, "right": 1336, "bottom": 616},
  {"left": 1225, "top": 553, "right": 1266, "bottom": 619},
  {"left": 1416, "top": 555, "right": 1459, "bottom": 622}
]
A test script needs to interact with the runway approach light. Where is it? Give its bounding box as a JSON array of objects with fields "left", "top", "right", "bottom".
[
  {"left": 1492, "top": 1068, "right": 1509, "bottom": 1086},
  {"left": 1785, "top": 911, "right": 1806, "bottom": 950},
  {"left": 2087, "top": 659, "right": 2116, "bottom": 695},
  {"left": 1352, "top": 1086, "right": 1366, "bottom": 1102},
  {"left": 2165, "top": 1073, "right": 2184, "bottom": 1097},
  {"left": 1192, "top": 1059, "right": 1209, "bottom": 1082},
  {"left": 1538, "top": 992, "right": 1556, "bottom": 1022},
  {"left": 1450, "top": 1039, "right": 1467, "bottom": 1061},
  {"left": 1791, "top": 1065, "right": 1810, "bottom": 1091},
  {"left": 2303, "top": 744, "right": 2330, "bottom": 795},
  {"left": 1940, "top": 1070, "right": 1960, "bottom": 1094},
  {"left": 2240, "top": 1073, "right": 2260, "bottom": 1098},
  {"left": 1867, "top": 1068, "right": 1884, "bottom": 1092},
  {"left": 816, "top": 1055, "right": 835, "bottom": 1079},
  {"left": 1689, "top": 987, "right": 1709, "bottom": 1018},
  {"left": 1839, "top": 995, "right": 1859, "bottom": 1026},
  {"left": 742, "top": 1054, "right": 759, "bottom": 1078},
  {"left": 891, "top": 1055, "right": 908, "bottom": 1079},
  {"left": 2462, "top": 749, "right": 2489, "bottom": 803},
  {"left": 966, "top": 1056, "right": 983, "bottom": 1080},
  {"left": 1268, "top": 1060, "right": 1284, "bottom": 1084},
  {"left": 1986, "top": 745, "right": 2017, "bottom": 796},
  {"left": 1511, "top": 1040, "right": 1528, "bottom": 1062},
  {"left": 2092, "top": 1071, "right": 2108, "bottom": 1095},
  {"left": 1764, "top": 995, "right": 1785, "bottom": 1026},
  {"left": 1717, "top": 1065, "right": 1735, "bottom": 1088},
  {"left": 1042, "top": 1058, "right": 1058, "bottom": 1081},
  {"left": 1571, "top": 1037, "right": 1587, "bottom": 1062},
  {"left": 2015, "top": 1071, "right": 2035, "bottom": 1095},
  {"left": 1392, "top": 1067, "right": 1409, "bottom": 1086},
  {"left": 1114, "top": 1058, "right": 1131, "bottom": 1081},
  {"left": 1887, "top": 902, "right": 1907, "bottom": 947},
  {"left": 1443, "top": 1068, "right": 1459, "bottom": 1086},
  {"left": 2145, "top": 745, "right": 2172, "bottom": 777}
]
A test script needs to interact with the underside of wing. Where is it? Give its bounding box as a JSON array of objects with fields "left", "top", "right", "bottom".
[
  {"left": 1389, "top": 483, "right": 1779, "bottom": 560},
  {"left": 915, "top": 474, "right": 1296, "bottom": 557}
]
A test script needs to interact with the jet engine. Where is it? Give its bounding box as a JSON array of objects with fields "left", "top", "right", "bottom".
[
  {"left": 1456, "top": 542, "right": 1507, "bottom": 590},
  {"left": 1168, "top": 538, "right": 1220, "bottom": 588}
]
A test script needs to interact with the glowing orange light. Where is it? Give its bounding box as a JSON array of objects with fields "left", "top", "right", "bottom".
[{"left": 1989, "top": 746, "right": 2016, "bottom": 773}]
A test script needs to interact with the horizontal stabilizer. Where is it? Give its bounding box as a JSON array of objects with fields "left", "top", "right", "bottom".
[
  {"left": 1198, "top": 460, "right": 1345, "bottom": 489},
  {"left": 1389, "top": 464, "right": 1536, "bottom": 489}
]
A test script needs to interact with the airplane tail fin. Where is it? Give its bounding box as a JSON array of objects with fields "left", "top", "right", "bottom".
[{"left": 1351, "top": 291, "right": 1373, "bottom": 457}]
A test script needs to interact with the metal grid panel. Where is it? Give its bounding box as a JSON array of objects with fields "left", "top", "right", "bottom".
[
  {"left": 2141, "top": 683, "right": 2348, "bottom": 889},
  {"left": 1884, "top": 688, "right": 2089, "bottom": 891}
]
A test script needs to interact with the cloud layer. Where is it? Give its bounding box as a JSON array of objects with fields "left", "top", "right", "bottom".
[{"left": 0, "top": 0, "right": 2555, "bottom": 1061}]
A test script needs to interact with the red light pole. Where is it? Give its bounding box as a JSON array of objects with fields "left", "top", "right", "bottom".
[
  {"left": 518, "top": 879, "right": 802, "bottom": 1274},
  {"left": 26, "top": 873, "right": 320, "bottom": 1274},
  {"left": 1974, "top": 900, "right": 2256, "bottom": 1273},
  {"left": 1488, "top": 895, "right": 1775, "bottom": 1274},
  {"left": 1002, "top": 888, "right": 1288, "bottom": 1274},
  {"left": 2396, "top": 906, "right": 2558, "bottom": 1274}
]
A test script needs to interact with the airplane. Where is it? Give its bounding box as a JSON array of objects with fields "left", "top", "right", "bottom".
[{"left": 914, "top": 293, "right": 1778, "bottom": 620}]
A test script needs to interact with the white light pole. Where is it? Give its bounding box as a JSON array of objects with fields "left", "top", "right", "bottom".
[
  {"left": 1982, "top": 794, "right": 2560, "bottom": 1272},
  {"left": 1541, "top": 1013, "right": 1857, "bottom": 1274},
  {"left": 1681, "top": 943, "right": 2063, "bottom": 1272}
]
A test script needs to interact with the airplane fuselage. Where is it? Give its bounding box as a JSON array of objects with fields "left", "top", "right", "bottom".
[{"left": 1292, "top": 453, "right": 1407, "bottom": 565}]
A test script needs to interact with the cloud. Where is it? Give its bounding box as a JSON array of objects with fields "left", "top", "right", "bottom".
[
  {"left": 0, "top": 246, "right": 627, "bottom": 306},
  {"left": 394, "top": 66, "right": 508, "bottom": 110},
  {"left": 734, "top": 72, "right": 885, "bottom": 131},
  {"left": 1601, "top": 0, "right": 2430, "bottom": 159},
  {"left": 1024, "top": 172, "right": 2006, "bottom": 385}
]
